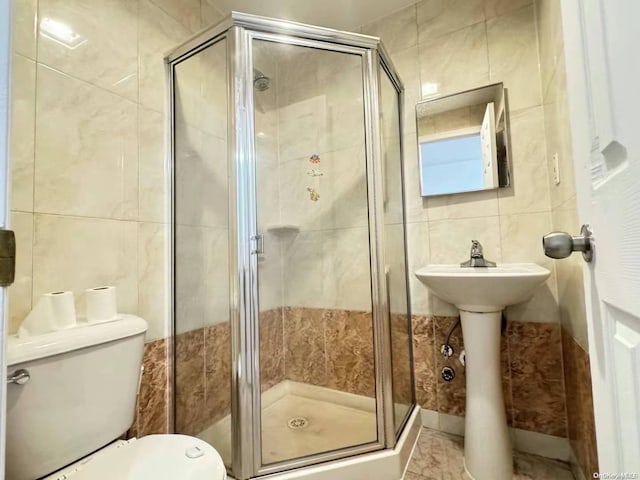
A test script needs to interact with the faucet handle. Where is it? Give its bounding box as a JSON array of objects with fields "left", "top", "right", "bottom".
[{"left": 470, "top": 239, "right": 483, "bottom": 257}]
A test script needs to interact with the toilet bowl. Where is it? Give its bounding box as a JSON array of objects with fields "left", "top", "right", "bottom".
[
  {"left": 6, "top": 315, "right": 225, "bottom": 480},
  {"left": 43, "top": 435, "right": 226, "bottom": 480}
]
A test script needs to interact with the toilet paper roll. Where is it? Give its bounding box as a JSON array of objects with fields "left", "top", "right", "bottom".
[
  {"left": 85, "top": 286, "right": 118, "bottom": 324},
  {"left": 18, "top": 291, "right": 77, "bottom": 337}
]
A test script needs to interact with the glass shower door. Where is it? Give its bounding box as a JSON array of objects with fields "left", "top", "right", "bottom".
[
  {"left": 173, "top": 37, "right": 233, "bottom": 468},
  {"left": 379, "top": 62, "right": 414, "bottom": 434},
  {"left": 251, "top": 37, "right": 379, "bottom": 467}
]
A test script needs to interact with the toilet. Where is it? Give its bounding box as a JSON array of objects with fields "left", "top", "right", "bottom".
[{"left": 6, "top": 315, "right": 226, "bottom": 480}]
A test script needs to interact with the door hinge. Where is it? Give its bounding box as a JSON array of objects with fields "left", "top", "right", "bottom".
[{"left": 0, "top": 230, "right": 16, "bottom": 287}]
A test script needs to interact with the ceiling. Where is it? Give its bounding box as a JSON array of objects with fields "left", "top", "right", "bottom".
[{"left": 209, "top": 0, "right": 417, "bottom": 31}]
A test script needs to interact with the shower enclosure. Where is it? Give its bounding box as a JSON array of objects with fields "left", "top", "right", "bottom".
[{"left": 168, "top": 13, "right": 417, "bottom": 479}]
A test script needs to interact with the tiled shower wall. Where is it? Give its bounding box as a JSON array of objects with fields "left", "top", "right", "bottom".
[{"left": 8, "top": 0, "right": 227, "bottom": 436}]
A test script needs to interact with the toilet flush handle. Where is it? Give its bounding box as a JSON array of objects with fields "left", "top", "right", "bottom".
[{"left": 7, "top": 368, "right": 30, "bottom": 385}]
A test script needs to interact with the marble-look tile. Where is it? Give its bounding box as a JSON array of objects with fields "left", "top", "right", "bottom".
[
  {"left": 501, "top": 331, "right": 514, "bottom": 425},
  {"left": 8, "top": 212, "right": 33, "bottom": 334},
  {"left": 434, "top": 316, "right": 466, "bottom": 416},
  {"left": 284, "top": 307, "right": 327, "bottom": 387},
  {"left": 325, "top": 309, "right": 376, "bottom": 397},
  {"left": 137, "top": 338, "right": 169, "bottom": 436},
  {"left": 498, "top": 107, "right": 551, "bottom": 215},
  {"left": 505, "top": 271, "right": 560, "bottom": 324},
  {"left": 34, "top": 65, "right": 138, "bottom": 220},
  {"left": 407, "top": 427, "right": 466, "bottom": 478},
  {"left": 385, "top": 224, "right": 409, "bottom": 312},
  {"left": 402, "top": 132, "right": 429, "bottom": 224},
  {"left": 38, "top": 0, "right": 138, "bottom": 101},
  {"left": 138, "top": 107, "right": 168, "bottom": 223},
  {"left": 412, "top": 315, "right": 437, "bottom": 410},
  {"left": 409, "top": 428, "right": 575, "bottom": 479},
  {"left": 487, "top": 6, "right": 541, "bottom": 111},
  {"left": 202, "top": 227, "right": 230, "bottom": 325},
  {"left": 535, "top": 0, "right": 564, "bottom": 98},
  {"left": 318, "top": 75, "right": 365, "bottom": 155},
  {"left": 428, "top": 216, "right": 502, "bottom": 265},
  {"left": 260, "top": 308, "right": 285, "bottom": 392},
  {"left": 11, "top": 0, "right": 37, "bottom": 59},
  {"left": 331, "top": 146, "right": 369, "bottom": 229},
  {"left": 484, "top": 0, "right": 533, "bottom": 19},
  {"left": 509, "top": 322, "right": 563, "bottom": 382},
  {"left": 499, "top": 212, "right": 553, "bottom": 266},
  {"left": 138, "top": 223, "right": 169, "bottom": 341},
  {"left": 361, "top": 4, "right": 417, "bottom": 53},
  {"left": 391, "top": 313, "right": 413, "bottom": 406},
  {"left": 543, "top": 60, "right": 577, "bottom": 209},
  {"left": 204, "top": 322, "right": 231, "bottom": 426},
  {"left": 417, "top": 0, "right": 485, "bottom": 44},
  {"left": 418, "top": 23, "right": 490, "bottom": 99},
  {"left": 426, "top": 190, "right": 499, "bottom": 221},
  {"left": 32, "top": 214, "right": 138, "bottom": 315},
  {"left": 406, "top": 222, "right": 431, "bottom": 315},
  {"left": 175, "top": 328, "right": 205, "bottom": 435},
  {"left": 554, "top": 200, "right": 588, "bottom": 346},
  {"left": 139, "top": 0, "right": 191, "bottom": 113},
  {"left": 174, "top": 126, "right": 228, "bottom": 228},
  {"left": 282, "top": 231, "right": 332, "bottom": 309},
  {"left": 256, "top": 235, "right": 283, "bottom": 312},
  {"left": 201, "top": 0, "right": 225, "bottom": 27},
  {"left": 10, "top": 54, "right": 35, "bottom": 212},
  {"left": 389, "top": 46, "right": 420, "bottom": 134},
  {"left": 511, "top": 373, "right": 567, "bottom": 437},
  {"left": 199, "top": 39, "right": 228, "bottom": 140},
  {"left": 174, "top": 225, "right": 206, "bottom": 334},
  {"left": 332, "top": 228, "right": 374, "bottom": 312},
  {"left": 562, "top": 329, "right": 598, "bottom": 478},
  {"left": 149, "top": 0, "right": 200, "bottom": 32}
]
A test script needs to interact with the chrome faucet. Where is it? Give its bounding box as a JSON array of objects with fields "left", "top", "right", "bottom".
[{"left": 460, "top": 240, "right": 496, "bottom": 268}]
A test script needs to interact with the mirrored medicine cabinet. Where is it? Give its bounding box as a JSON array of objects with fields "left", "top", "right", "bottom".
[{"left": 415, "top": 83, "right": 511, "bottom": 197}]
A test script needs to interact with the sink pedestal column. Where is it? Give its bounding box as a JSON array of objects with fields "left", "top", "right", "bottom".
[{"left": 460, "top": 310, "right": 513, "bottom": 480}]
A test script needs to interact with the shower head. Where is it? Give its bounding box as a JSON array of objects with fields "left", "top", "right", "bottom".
[{"left": 253, "top": 68, "right": 271, "bottom": 92}]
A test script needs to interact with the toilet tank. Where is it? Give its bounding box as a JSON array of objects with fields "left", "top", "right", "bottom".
[{"left": 6, "top": 315, "right": 148, "bottom": 480}]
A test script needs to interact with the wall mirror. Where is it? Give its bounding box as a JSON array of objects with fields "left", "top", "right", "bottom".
[{"left": 415, "top": 83, "right": 511, "bottom": 197}]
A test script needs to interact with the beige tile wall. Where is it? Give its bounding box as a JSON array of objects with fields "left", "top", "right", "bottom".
[
  {"left": 362, "top": 0, "right": 559, "bottom": 324},
  {"left": 271, "top": 46, "right": 374, "bottom": 312},
  {"left": 534, "top": 0, "right": 588, "bottom": 349},
  {"left": 8, "top": 0, "right": 226, "bottom": 339}
]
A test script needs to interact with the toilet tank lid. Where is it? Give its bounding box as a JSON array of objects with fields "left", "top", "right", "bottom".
[{"left": 7, "top": 315, "right": 148, "bottom": 366}]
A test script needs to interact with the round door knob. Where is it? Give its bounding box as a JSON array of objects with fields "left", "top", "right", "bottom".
[{"left": 542, "top": 224, "right": 593, "bottom": 262}]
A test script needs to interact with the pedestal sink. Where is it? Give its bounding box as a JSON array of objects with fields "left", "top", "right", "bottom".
[{"left": 415, "top": 263, "right": 551, "bottom": 480}]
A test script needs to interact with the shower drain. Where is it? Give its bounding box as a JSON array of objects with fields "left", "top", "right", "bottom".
[{"left": 287, "top": 416, "right": 309, "bottom": 429}]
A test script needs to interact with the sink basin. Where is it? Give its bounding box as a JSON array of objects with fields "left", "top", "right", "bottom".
[
  {"left": 415, "top": 263, "right": 551, "bottom": 312},
  {"left": 414, "top": 262, "right": 551, "bottom": 480}
]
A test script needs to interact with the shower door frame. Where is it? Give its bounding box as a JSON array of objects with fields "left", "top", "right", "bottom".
[{"left": 167, "top": 12, "right": 414, "bottom": 480}]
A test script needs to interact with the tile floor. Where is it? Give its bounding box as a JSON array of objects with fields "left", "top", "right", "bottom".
[{"left": 406, "top": 428, "right": 575, "bottom": 480}]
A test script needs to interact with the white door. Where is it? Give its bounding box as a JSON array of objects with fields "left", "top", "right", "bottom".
[
  {"left": 561, "top": 0, "right": 640, "bottom": 472},
  {"left": 0, "top": 0, "right": 13, "bottom": 478}
]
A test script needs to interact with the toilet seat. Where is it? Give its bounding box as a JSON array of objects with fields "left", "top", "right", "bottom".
[{"left": 44, "top": 434, "right": 226, "bottom": 480}]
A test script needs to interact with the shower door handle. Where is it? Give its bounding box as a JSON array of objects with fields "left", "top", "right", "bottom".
[{"left": 251, "top": 234, "right": 264, "bottom": 255}]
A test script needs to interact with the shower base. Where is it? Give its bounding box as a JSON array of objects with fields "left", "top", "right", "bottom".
[
  {"left": 198, "top": 380, "right": 419, "bottom": 479},
  {"left": 199, "top": 380, "right": 379, "bottom": 464}
]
